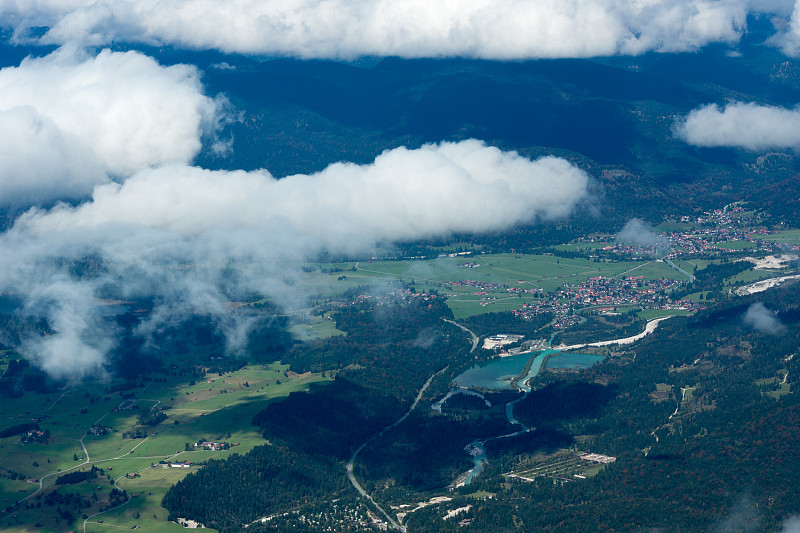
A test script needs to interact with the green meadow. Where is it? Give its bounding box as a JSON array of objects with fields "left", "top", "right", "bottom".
[
  {"left": 302, "top": 253, "right": 699, "bottom": 320},
  {"left": 0, "top": 362, "right": 329, "bottom": 533}
]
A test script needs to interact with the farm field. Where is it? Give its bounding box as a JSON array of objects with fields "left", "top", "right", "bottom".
[
  {"left": 0, "top": 363, "right": 329, "bottom": 533},
  {"left": 506, "top": 451, "right": 609, "bottom": 483},
  {"left": 301, "top": 254, "right": 702, "bottom": 319},
  {"left": 749, "top": 229, "right": 800, "bottom": 245}
]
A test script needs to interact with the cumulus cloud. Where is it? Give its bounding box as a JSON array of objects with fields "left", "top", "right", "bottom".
[
  {"left": 0, "top": 140, "right": 590, "bottom": 379},
  {"left": 675, "top": 102, "right": 800, "bottom": 151},
  {"left": 0, "top": 46, "right": 223, "bottom": 204},
  {"left": 743, "top": 302, "right": 785, "bottom": 334},
  {"left": 0, "top": 106, "right": 105, "bottom": 204},
  {"left": 0, "top": 0, "right": 780, "bottom": 59},
  {"left": 616, "top": 218, "right": 670, "bottom": 252}
]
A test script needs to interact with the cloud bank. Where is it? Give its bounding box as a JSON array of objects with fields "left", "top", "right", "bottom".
[
  {"left": 0, "top": 140, "right": 590, "bottom": 379},
  {"left": 0, "top": 0, "right": 786, "bottom": 59},
  {"left": 0, "top": 46, "right": 223, "bottom": 204},
  {"left": 676, "top": 102, "right": 800, "bottom": 151},
  {"left": 742, "top": 302, "right": 785, "bottom": 334}
]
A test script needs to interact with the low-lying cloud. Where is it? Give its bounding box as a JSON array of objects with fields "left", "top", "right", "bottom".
[
  {"left": 0, "top": 140, "right": 590, "bottom": 379},
  {"left": 0, "top": 0, "right": 784, "bottom": 59},
  {"left": 742, "top": 302, "right": 785, "bottom": 334},
  {"left": 616, "top": 218, "right": 670, "bottom": 252},
  {"left": 675, "top": 102, "right": 800, "bottom": 151},
  {"left": 0, "top": 46, "right": 224, "bottom": 204}
]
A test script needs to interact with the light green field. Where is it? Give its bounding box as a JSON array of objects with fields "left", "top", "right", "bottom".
[
  {"left": 727, "top": 268, "right": 786, "bottom": 285},
  {"left": 301, "top": 254, "right": 697, "bottom": 319},
  {"left": 0, "top": 362, "right": 329, "bottom": 533},
  {"left": 750, "top": 229, "right": 800, "bottom": 245},
  {"left": 289, "top": 314, "right": 346, "bottom": 340}
]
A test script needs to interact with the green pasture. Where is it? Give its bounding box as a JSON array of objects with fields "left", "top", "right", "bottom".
[
  {"left": 0, "top": 477, "right": 33, "bottom": 507},
  {"left": 0, "top": 435, "right": 84, "bottom": 483},
  {"left": 750, "top": 229, "right": 800, "bottom": 245},
  {"left": 727, "top": 268, "right": 785, "bottom": 285},
  {"left": 672, "top": 258, "right": 714, "bottom": 274},
  {"left": 300, "top": 254, "right": 698, "bottom": 319},
  {"left": 289, "top": 315, "right": 346, "bottom": 340},
  {"left": 0, "top": 362, "right": 327, "bottom": 532}
]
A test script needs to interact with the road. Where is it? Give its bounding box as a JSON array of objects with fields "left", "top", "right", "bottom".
[
  {"left": 343, "top": 319, "right": 483, "bottom": 531},
  {"left": 346, "top": 365, "right": 449, "bottom": 532},
  {"left": 443, "top": 318, "right": 479, "bottom": 353}
]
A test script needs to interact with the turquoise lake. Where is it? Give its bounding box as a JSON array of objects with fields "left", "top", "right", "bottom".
[
  {"left": 454, "top": 351, "right": 533, "bottom": 389},
  {"left": 545, "top": 352, "right": 605, "bottom": 370}
]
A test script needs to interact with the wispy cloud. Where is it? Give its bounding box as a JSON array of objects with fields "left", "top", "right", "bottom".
[
  {"left": 0, "top": 0, "right": 780, "bottom": 59},
  {"left": 675, "top": 102, "right": 800, "bottom": 151},
  {"left": 616, "top": 218, "right": 669, "bottom": 251}
]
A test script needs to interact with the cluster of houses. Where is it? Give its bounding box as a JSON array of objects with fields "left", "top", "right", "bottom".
[
  {"left": 194, "top": 440, "right": 238, "bottom": 451},
  {"left": 89, "top": 425, "right": 112, "bottom": 436},
  {"left": 21, "top": 429, "right": 48, "bottom": 444},
  {"left": 512, "top": 274, "right": 696, "bottom": 327}
]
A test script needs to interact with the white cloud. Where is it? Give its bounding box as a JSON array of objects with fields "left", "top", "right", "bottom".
[
  {"left": 0, "top": 0, "right": 784, "bottom": 59},
  {"left": 0, "top": 106, "right": 105, "bottom": 204},
  {"left": 0, "top": 45, "right": 223, "bottom": 204},
  {"left": 771, "top": 0, "right": 800, "bottom": 56},
  {"left": 19, "top": 141, "right": 589, "bottom": 243},
  {"left": 1, "top": 140, "right": 590, "bottom": 378},
  {"left": 675, "top": 102, "right": 800, "bottom": 151},
  {"left": 742, "top": 302, "right": 785, "bottom": 334}
]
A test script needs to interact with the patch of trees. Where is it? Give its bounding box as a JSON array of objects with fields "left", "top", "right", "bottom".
[
  {"left": 358, "top": 411, "right": 510, "bottom": 493},
  {"left": 1, "top": 467, "right": 26, "bottom": 481},
  {"left": 253, "top": 377, "right": 404, "bottom": 459},
  {"left": 460, "top": 311, "right": 554, "bottom": 338},
  {"left": 0, "top": 359, "right": 61, "bottom": 397},
  {"left": 136, "top": 407, "right": 167, "bottom": 426},
  {"left": 122, "top": 429, "right": 147, "bottom": 439},
  {"left": 442, "top": 393, "right": 490, "bottom": 412},
  {"left": 55, "top": 466, "right": 101, "bottom": 485},
  {"left": 285, "top": 293, "right": 469, "bottom": 401},
  {"left": 514, "top": 382, "right": 618, "bottom": 428},
  {"left": 162, "top": 443, "right": 349, "bottom": 533},
  {"left": 0, "top": 422, "right": 39, "bottom": 438},
  {"left": 486, "top": 427, "right": 573, "bottom": 458},
  {"left": 554, "top": 313, "right": 645, "bottom": 346}
]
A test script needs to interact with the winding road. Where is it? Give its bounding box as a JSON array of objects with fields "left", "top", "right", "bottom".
[
  {"left": 346, "top": 369, "right": 446, "bottom": 532},
  {"left": 345, "top": 320, "right": 479, "bottom": 530}
]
